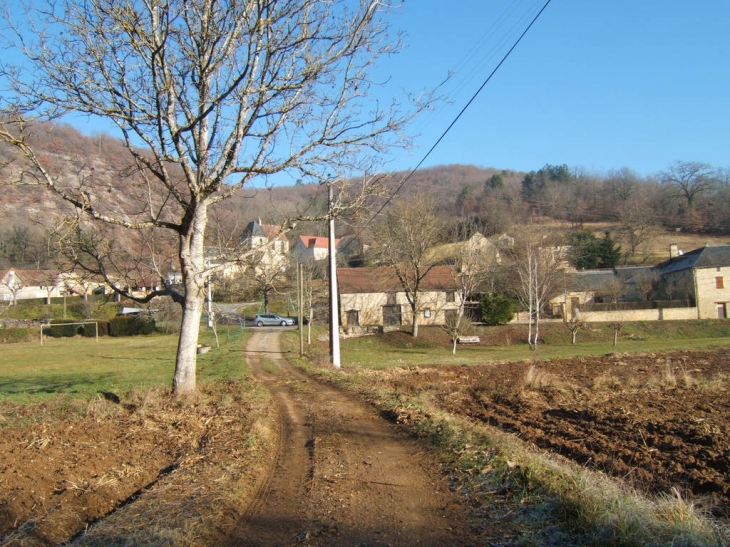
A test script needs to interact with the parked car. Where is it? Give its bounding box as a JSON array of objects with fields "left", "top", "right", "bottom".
[{"left": 253, "top": 313, "right": 295, "bottom": 327}]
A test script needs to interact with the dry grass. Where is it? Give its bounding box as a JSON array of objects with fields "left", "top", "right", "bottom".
[
  {"left": 71, "top": 382, "right": 276, "bottom": 547},
  {"left": 290, "top": 354, "right": 729, "bottom": 547},
  {"left": 521, "top": 364, "right": 554, "bottom": 391}
]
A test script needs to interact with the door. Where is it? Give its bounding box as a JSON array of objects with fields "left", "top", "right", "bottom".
[
  {"left": 382, "top": 305, "right": 402, "bottom": 326},
  {"left": 717, "top": 303, "right": 727, "bottom": 319},
  {"left": 346, "top": 309, "right": 360, "bottom": 326}
]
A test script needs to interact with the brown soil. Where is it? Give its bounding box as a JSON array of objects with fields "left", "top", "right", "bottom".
[
  {"left": 383, "top": 349, "right": 730, "bottom": 519},
  {"left": 1, "top": 334, "right": 729, "bottom": 545}
]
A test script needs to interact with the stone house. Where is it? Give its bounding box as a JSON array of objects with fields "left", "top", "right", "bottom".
[
  {"left": 240, "top": 219, "right": 290, "bottom": 274},
  {"left": 545, "top": 245, "right": 730, "bottom": 322},
  {"left": 293, "top": 234, "right": 365, "bottom": 264},
  {"left": 294, "top": 235, "right": 337, "bottom": 262},
  {"left": 654, "top": 245, "right": 730, "bottom": 319},
  {"left": 0, "top": 268, "right": 66, "bottom": 303},
  {"left": 337, "top": 265, "right": 461, "bottom": 329}
]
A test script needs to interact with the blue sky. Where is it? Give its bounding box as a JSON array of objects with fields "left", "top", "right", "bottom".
[
  {"left": 29, "top": 0, "right": 730, "bottom": 182},
  {"left": 378, "top": 0, "right": 730, "bottom": 177}
]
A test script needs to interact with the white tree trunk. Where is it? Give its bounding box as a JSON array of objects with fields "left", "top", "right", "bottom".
[
  {"left": 174, "top": 290, "right": 204, "bottom": 394},
  {"left": 172, "top": 207, "right": 208, "bottom": 394}
]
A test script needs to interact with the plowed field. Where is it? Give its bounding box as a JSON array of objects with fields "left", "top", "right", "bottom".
[
  {"left": 377, "top": 349, "right": 730, "bottom": 518},
  {"left": 1, "top": 344, "right": 729, "bottom": 545}
]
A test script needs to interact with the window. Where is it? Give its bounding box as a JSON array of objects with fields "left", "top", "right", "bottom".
[
  {"left": 445, "top": 290, "right": 455, "bottom": 303},
  {"left": 716, "top": 276, "right": 724, "bottom": 289},
  {"left": 423, "top": 308, "right": 432, "bottom": 318}
]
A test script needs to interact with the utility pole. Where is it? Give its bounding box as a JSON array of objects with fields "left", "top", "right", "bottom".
[
  {"left": 328, "top": 183, "right": 341, "bottom": 368},
  {"left": 298, "top": 262, "right": 304, "bottom": 357}
]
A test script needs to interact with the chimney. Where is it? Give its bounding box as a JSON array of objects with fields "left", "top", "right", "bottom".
[{"left": 669, "top": 243, "right": 679, "bottom": 258}]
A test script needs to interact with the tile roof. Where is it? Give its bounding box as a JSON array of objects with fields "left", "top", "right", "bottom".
[
  {"left": 337, "top": 265, "right": 458, "bottom": 293},
  {"left": 13, "top": 270, "right": 60, "bottom": 286},
  {"left": 298, "top": 235, "right": 338, "bottom": 249}
]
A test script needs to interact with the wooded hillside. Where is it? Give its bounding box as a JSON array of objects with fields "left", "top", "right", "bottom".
[{"left": 1, "top": 122, "right": 728, "bottom": 270}]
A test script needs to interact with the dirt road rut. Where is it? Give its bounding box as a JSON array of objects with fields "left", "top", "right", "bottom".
[{"left": 226, "top": 330, "right": 474, "bottom": 546}]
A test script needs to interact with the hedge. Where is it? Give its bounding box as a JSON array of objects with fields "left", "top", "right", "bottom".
[
  {"left": 47, "top": 319, "right": 83, "bottom": 338},
  {"left": 109, "top": 315, "right": 155, "bottom": 336},
  {"left": 0, "top": 328, "right": 35, "bottom": 343}
]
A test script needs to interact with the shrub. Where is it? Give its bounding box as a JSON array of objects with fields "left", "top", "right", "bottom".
[
  {"left": 47, "top": 319, "right": 82, "bottom": 338},
  {"left": 110, "top": 315, "right": 155, "bottom": 336},
  {"left": 0, "top": 328, "right": 34, "bottom": 343},
  {"left": 479, "top": 293, "right": 516, "bottom": 325},
  {"left": 80, "top": 320, "right": 111, "bottom": 337}
]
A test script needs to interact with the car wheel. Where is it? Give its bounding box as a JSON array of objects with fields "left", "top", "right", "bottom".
[
  {"left": 256, "top": 321, "right": 264, "bottom": 327},
  {"left": 280, "top": 320, "right": 287, "bottom": 326}
]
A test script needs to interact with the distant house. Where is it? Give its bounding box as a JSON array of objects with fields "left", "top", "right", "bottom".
[
  {"left": 544, "top": 245, "right": 730, "bottom": 322},
  {"left": 0, "top": 268, "right": 65, "bottom": 303},
  {"left": 654, "top": 245, "right": 730, "bottom": 319},
  {"left": 240, "top": 219, "right": 290, "bottom": 274},
  {"left": 241, "top": 219, "right": 289, "bottom": 255},
  {"left": 293, "top": 234, "right": 365, "bottom": 264},
  {"left": 548, "top": 267, "right": 651, "bottom": 318},
  {"left": 337, "top": 265, "right": 461, "bottom": 330},
  {"left": 294, "top": 235, "right": 337, "bottom": 262}
]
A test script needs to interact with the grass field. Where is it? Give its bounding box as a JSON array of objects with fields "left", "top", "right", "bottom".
[
  {"left": 0, "top": 326, "right": 251, "bottom": 404},
  {"left": 330, "top": 321, "right": 730, "bottom": 369}
]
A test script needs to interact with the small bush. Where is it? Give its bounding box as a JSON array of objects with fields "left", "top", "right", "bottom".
[
  {"left": 110, "top": 315, "right": 155, "bottom": 336},
  {"left": 479, "top": 293, "right": 516, "bottom": 326},
  {"left": 80, "top": 320, "right": 112, "bottom": 337},
  {"left": 0, "top": 328, "right": 34, "bottom": 343},
  {"left": 48, "top": 319, "right": 82, "bottom": 338}
]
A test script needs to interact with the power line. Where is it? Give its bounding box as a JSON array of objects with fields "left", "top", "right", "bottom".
[{"left": 376, "top": 0, "right": 554, "bottom": 215}]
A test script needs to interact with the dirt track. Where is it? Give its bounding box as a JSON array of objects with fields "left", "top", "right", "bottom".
[
  {"left": 227, "top": 329, "right": 475, "bottom": 546},
  {"left": 2, "top": 333, "right": 729, "bottom": 545}
]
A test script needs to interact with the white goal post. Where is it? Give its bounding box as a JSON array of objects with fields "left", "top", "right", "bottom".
[{"left": 40, "top": 321, "right": 99, "bottom": 345}]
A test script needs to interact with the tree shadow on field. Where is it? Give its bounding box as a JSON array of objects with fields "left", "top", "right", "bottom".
[{"left": 0, "top": 373, "right": 115, "bottom": 395}]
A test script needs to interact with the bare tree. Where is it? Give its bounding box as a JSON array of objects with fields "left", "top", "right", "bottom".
[
  {"left": 442, "top": 312, "right": 476, "bottom": 355},
  {"left": 660, "top": 161, "right": 717, "bottom": 209},
  {"left": 297, "top": 258, "right": 327, "bottom": 345},
  {"left": 598, "top": 276, "right": 625, "bottom": 304},
  {"left": 563, "top": 317, "right": 585, "bottom": 344},
  {"left": 609, "top": 321, "right": 624, "bottom": 347},
  {"left": 242, "top": 248, "right": 289, "bottom": 314},
  {"left": 618, "top": 205, "right": 657, "bottom": 262},
  {"left": 373, "top": 195, "right": 444, "bottom": 338},
  {"left": 509, "top": 230, "right": 565, "bottom": 350},
  {"left": 634, "top": 269, "right": 660, "bottom": 301},
  {"left": 450, "top": 226, "right": 499, "bottom": 339},
  {"left": 0, "top": 0, "right": 428, "bottom": 394}
]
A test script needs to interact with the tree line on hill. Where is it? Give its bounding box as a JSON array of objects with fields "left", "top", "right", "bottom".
[{"left": 442, "top": 160, "right": 730, "bottom": 243}]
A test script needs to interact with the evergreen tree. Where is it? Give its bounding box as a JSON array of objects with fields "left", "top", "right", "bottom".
[
  {"left": 479, "top": 293, "right": 516, "bottom": 326},
  {"left": 598, "top": 231, "right": 622, "bottom": 268}
]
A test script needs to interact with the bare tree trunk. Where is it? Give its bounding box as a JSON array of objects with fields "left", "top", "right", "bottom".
[
  {"left": 174, "top": 292, "right": 204, "bottom": 394},
  {"left": 411, "top": 297, "right": 420, "bottom": 338},
  {"left": 173, "top": 209, "right": 208, "bottom": 395},
  {"left": 307, "top": 309, "right": 312, "bottom": 345}
]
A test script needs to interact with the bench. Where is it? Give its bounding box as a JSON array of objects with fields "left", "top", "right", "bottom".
[{"left": 456, "top": 336, "right": 481, "bottom": 344}]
